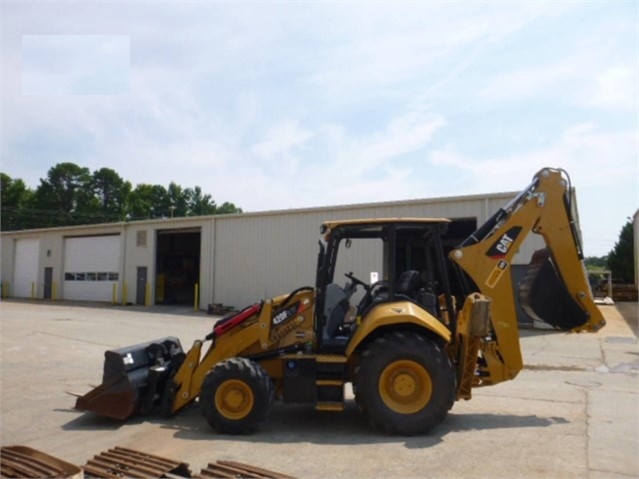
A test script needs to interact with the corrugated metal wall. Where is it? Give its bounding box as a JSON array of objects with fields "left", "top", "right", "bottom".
[
  {"left": 211, "top": 192, "right": 545, "bottom": 308},
  {"left": 1, "top": 190, "right": 549, "bottom": 309}
]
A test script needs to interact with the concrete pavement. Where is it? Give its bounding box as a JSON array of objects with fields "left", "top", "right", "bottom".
[{"left": 1, "top": 299, "right": 637, "bottom": 478}]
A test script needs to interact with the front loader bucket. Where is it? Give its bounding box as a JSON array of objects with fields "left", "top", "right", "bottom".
[
  {"left": 519, "top": 249, "right": 589, "bottom": 330},
  {"left": 75, "top": 337, "right": 184, "bottom": 420}
]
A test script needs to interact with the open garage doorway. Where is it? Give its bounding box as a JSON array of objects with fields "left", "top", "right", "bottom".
[{"left": 155, "top": 228, "right": 201, "bottom": 305}]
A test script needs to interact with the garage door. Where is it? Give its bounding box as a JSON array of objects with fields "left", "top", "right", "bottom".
[
  {"left": 63, "top": 235, "right": 121, "bottom": 301},
  {"left": 14, "top": 238, "right": 40, "bottom": 298}
]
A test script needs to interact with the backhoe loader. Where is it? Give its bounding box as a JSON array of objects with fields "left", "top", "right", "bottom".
[{"left": 75, "top": 167, "right": 605, "bottom": 435}]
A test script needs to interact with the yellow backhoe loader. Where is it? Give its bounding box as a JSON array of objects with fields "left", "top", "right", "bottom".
[{"left": 75, "top": 167, "right": 605, "bottom": 435}]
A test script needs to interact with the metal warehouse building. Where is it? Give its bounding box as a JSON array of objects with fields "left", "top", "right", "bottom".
[{"left": 0, "top": 191, "right": 545, "bottom": 311}]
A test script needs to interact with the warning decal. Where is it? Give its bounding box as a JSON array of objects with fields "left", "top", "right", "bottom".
[{"left": 485, "top": 260, "right": 509, "bottom": 288}]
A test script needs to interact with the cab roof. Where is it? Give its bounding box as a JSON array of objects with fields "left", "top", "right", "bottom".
[{"left": 321, "top": 218, "right": 451, "bottom": 231}]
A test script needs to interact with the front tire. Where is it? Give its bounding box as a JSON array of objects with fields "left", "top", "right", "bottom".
[
  {"left": 200, "top": 357, "right": 274, "bottom": 434},
  {"left": 353, "top": 331, "right": 455, "bottom": 435}
]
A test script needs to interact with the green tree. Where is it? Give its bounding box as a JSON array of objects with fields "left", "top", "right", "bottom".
[
  {"left": 128, "top": 184, "right": 170, "bottom": 219},
  {"left": 2, "top": 165, "right": 243, "bottom": 229},
  {"left": 90, "top": 168, "right": 132, "bottom": 221},
  {"left": 1, "top": 173, "right": 34, "bottom": 230},
  {"left": 32, "top": 162, "right": 92, "bottom": 226},
  {"left": 1, "top": 173, "right": 31, "bottom": 206},
  {"left": 216, "top": 201, "right": 243, "bottom": 215},
  {"left": 185, "top": 186, "right": 217, "bottom": 216},
  {"left": 585, "top": 256, "right": 608, "bottom": 270},
  {"left": 607, "top": 220, "right": 634, "bottom": 282},
  {"left": 37, "top": 162, "right": 92, "bottom": 212},
  {"left": 167, "top": 182, "right": 189, "bottom": 217}
]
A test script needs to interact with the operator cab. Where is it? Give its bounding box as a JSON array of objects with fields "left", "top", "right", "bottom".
[{"left": 315, "top": 218, "right": 454, "bottom": 353}]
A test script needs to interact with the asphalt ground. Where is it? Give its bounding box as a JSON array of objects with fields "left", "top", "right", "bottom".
[{"left": 1, "top": 299, "right": 637, "bottom": 478}]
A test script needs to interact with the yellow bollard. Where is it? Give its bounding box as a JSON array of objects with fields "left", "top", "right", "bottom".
[
  {"left": 194, "top": 283, "right": 199, "bottom": 311},
  {"left": 52, "top": 282, "right": 57, "bottom": 301},
  {"left": 145, "top": 282, "right": 151, "bottom": 307},
  {"left": 122, "top": 282, "right": 127, "bottom": 305},
  {"left": 1, "top": 281, "right": 8, "bottom": 298},
  {"left": 112, "top": 283, "right": 118, "bottom": 304},
  {"left": 31, "top": 282, "right": 36, "bottom": 299}
]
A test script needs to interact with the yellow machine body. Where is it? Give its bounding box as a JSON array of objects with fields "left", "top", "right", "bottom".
[{"left": 75, "top": 167, "right": 604, "bottom": 435}]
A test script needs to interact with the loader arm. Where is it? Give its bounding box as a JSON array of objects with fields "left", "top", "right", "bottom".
[
  {"left": 167, "top": 287, "right": 316, "bottom": 414},
  {"left": 168, "top": 300, "right": 275, "bottom": 413},
  {"left": 449, "top": 168, "right": 605, "bottom": 387}
]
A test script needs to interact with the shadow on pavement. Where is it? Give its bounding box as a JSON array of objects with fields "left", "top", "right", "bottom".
[
  {"left": 59, "top": 408, "right": 147, "bottom": 431},
  {"left": 61, "top": 399, "right": 567, "bottom": 448}
]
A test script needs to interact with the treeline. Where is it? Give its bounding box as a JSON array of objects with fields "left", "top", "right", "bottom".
[
  {"left": 584, "top": 220, "right": 634, "bottom": 283},
  {"left": 1, "top": 162, "right": 242, "bottom": 231}
]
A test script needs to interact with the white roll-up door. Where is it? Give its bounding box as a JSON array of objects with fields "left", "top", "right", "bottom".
[
  {"left": 14, "top": 238, "right": 40, "bottom": 298},
  {"left": 63, "top": 235, "right": 121, "bottom": 301}
]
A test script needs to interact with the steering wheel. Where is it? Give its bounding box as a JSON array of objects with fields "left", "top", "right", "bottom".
[
  {"left": 345, "top": 272, "right": 371, "bottom": 292},
  {"left": 345, "top": 273, "right": 388, "bottom": 313}
]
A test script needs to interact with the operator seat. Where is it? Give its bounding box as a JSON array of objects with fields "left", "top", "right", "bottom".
[
  {"left": 324, "top": 283, "right": 350, "bottom": 339},
  {"left": 395, "top": 270, "right": 421, "bottom": 299},
  {"left": 395, "top": 270, "right": 439, "bottom": 317},
  {"left": 320, "top": 283, "right": 352, "bottom": 354},
  {"left": 358, "top": 270, "right": 420, "bottom": 318}
]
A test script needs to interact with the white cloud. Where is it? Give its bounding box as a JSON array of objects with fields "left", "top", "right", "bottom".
[
  {"left": 353, "top": 115, "right": 445, "bottom": 173},
  {"left": 587, "top": 66, "right": 637, "bottom": 111},
  {"left": 427, "top": 122, "right": 638, "bottom": 256},
  {"left": 211, "top": 111, "right": 446, "bottom": 211},
  {"left": 479, "top": 61, "right": 576, "bottom": 103},
  {"left": 480, "top": 57, "right": 638, "bottom": 112},
  {"left": 252, "top": 121, "right": 315, "bottom": 161},
  {"left": 1, "top": 1, "right": 635, "bottom": 256},
  {"left": 22, "top": 35, "right": 130, "bottom": 95},
  {"left": 429, "top": 123, "right": 637, "bottom": 191},
  {"left": 308, "top": 3, "right": 563, "bottom": 102}
]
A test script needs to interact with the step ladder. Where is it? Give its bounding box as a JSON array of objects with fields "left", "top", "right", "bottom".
[{"left": 315, "top": 355, "right": 347, "bottom": 412}]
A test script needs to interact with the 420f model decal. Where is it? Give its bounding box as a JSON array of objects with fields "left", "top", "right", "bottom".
[{"left": 272, "top": 302, "right": 300, "bottom": 327}]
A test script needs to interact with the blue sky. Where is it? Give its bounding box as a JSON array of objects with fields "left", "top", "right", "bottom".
[{"left": 1, "top": 1, "right": 637, "bottom": 256}]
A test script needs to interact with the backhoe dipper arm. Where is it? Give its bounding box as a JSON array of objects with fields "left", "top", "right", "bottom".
[{"left": 449, "top": 168, "right": 605, "bottom": 385}]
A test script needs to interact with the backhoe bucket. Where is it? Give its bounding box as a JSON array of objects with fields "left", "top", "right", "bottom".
[
  {"left": 75, "top": 337, "right": 184, "bottom": 420},
  {"left": 519, "top": 249, "right": 589, "bottom": 330}
]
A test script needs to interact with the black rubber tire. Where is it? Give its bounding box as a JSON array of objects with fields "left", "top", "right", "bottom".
[
  {"left": 353, "top": 331, "right": 455, "bottom": 435},
  {"left": 200, "top": 357, "right": 274, "bottom": 434}
]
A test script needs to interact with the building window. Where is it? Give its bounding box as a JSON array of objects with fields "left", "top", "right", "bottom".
[{"left": 64, "top": 272, "right": 119, "bottom": 281}]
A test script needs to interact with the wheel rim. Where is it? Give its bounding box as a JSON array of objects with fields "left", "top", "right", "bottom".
[
  {"left": 378, "top": 359, "right": 432, "bottom": 414},
  {"left": 215, "top": 379, "right": 254, "bottom": 420}
]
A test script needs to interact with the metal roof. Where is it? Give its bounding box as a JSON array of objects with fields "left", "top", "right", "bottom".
[
  {"left": 0, "top": 191, "right": 517, "bottom": 236},
  {"left": 321, "top": 217, "right": 451, "bottom": 230}
]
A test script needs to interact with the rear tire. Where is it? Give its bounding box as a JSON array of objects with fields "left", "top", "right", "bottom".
[
  {"left": 200, "top": 357, "right": 274, "bottom": 434},
  {"left": 353, "top": 331, "right": 455, "bottom": 435}
]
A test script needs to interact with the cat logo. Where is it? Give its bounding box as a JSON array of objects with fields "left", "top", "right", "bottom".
[{"left": 487, "top": 226, "right": 522, "bottom": 259}]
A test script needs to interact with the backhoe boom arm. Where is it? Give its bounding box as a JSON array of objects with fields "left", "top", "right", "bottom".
[{"left": 450, "top": 168, "right": 605, "bottom": 386}]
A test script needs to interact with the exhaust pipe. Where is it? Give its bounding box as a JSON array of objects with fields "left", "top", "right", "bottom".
[{"left": 74, "top": 337, "right": 185, "bottom": 420}]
